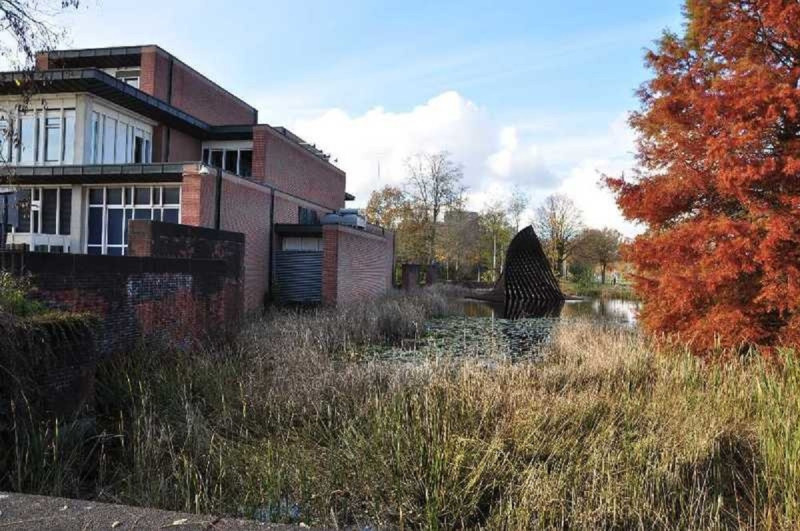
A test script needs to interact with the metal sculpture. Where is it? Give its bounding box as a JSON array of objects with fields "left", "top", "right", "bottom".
[{"left": 486, "top": 225, "right": 564, "bottom": 306}]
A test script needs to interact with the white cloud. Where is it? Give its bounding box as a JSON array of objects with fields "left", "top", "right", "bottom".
[{"left": 290, "top": 91, "right": 642, "bottom": 237}]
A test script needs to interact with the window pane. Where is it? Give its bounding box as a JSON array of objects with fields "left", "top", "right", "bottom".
[
  {"left": 133, "top": 135, "right": 143, "bottom": 163},
  {"left": 107, "top": 188, "right": 122, "bottom": 205},
  {"left": 107, "top": 209, "right": 123, "bottom": 245},
  {"left": 144, "top": 138, "right": 151, "bottom": 162},
  {"left": 0, "top": 120, "right": 9, "bottom": 163},
  {"left": 91, "top": 112, "right": 101, "bottom": 163},
  {"left": 133, "top": 209, "right": 151, "bottom": 220},
  {"left": 202, "top": 148, "right": 209, "bottom": 164},
  {"left": 45, "top": 117, "right": 61, "bottom": 162},
  {"left": 224, "top": 150, "right": 237, "bottom": 172},
  {"left": 88, "top": 207, "right": 103, "bottom": 244},
  {"left": 59, "top": 188, "right": 72, "bottom": 235},
  {"left": 63, "top": 111, "right": 75, "bottom": 163},
  {"left": 19, "top": 116, "right": 35, "bottom": 163},
  {"left": 107, "top": 246, "right": 123, "bottom": 256},
  {"left": 124, "top": 209, "right": 132, "bottom": 243},
  {"left": 116, "top": 121, "right": 126, "bottom": 163},
  {"left": 162, "top": 208, "right": 179, "bottom": 223},
  {"left": 16, "top": 189, "right": 30, "bottom": 232},
  {"left": 153, "top": 187, "right": 161, "bottom": 205},
  {"left": 87, "top": 246, "right": 101, "bottom": 255},
  {"left": 89, "top": 188, "right": 104, "bottom": 205},
  {"left": 152, "top": 209, "right": 162, "bottom": 221},
  {"left": 163, "top": 187, "right": 180, "bottom": 204},
  {"left": 239, "top": 150, "right": 252, "bottom": 177},
  {"left": 134, "top": 187, "right": 150, "bottom": 205},
  {"left": 41, "top": 188, "right": 57, "bottom": 234},
  {"left": 103, "top": 117, "right": 116, "bottom": 163},
  {"left": 210, "top": 150, "right": 223, "bottom": 168}
]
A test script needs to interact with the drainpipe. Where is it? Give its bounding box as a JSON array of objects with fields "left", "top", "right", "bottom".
[
  {"left": 267, "top": 190, "right": 275, "bottom": 301},
  {"left": 214, "top": 168, "right": 222, "bottom": 230}
]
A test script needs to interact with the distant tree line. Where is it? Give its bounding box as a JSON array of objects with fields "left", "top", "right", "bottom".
[{"left": 366, "top": 151, "right": 624, "bottom": 285}]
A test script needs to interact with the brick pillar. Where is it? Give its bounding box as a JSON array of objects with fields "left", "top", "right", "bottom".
[
  {"left": 322, "top": 224, "right": 340, "bottom": 305},
  {"left": 401, "top": 264, "right": 420, "bottom": 291}
]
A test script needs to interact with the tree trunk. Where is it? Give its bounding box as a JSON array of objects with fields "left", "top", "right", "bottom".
[{"left": 601, "top": 263, "right": 606, "bottom": 284}]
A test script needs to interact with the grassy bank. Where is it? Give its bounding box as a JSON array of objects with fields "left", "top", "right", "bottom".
[
  {"left": 4, "top": 289, "right": 800, "bottom": 528},
  {"left": 560, "top": 279, "right": 639, "bottom": 300}
]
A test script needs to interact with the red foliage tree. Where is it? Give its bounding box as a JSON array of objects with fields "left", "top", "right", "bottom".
[{"left": 607, "top": 0, "right": 800, "bottom": 350}]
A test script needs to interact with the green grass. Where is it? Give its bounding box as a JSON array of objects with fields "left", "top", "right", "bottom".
[{"left": 3, "top": 288, "right": 800, "bottom": 529}]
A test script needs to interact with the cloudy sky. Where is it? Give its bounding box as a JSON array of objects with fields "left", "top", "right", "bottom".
[{"left": 58, "top": 0, "right": 684, "bottom": 235}]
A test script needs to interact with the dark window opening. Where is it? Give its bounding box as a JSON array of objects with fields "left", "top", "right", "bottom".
[
  {"left": 239, "top": 150, "right": 253, "bottom": 177},
  {"left": 41, "top": 189, "right": 58, "bottom": 234},
  {"left": 224, "top": 150, "right": 238, "bottom": 172},
  {"left": 133, "top": 136, "right": 144, "bottom": 163},
  {"left": 298, "top": 206, "right": 319, "bottom": 225}
]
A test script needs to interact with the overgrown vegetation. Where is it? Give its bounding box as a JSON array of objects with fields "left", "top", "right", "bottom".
[{"left": 2, "top": 289, "right": 800, "bottom": 528}]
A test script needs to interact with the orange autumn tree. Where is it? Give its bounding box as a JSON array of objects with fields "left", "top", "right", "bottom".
[{"left": 607, "top": 0, "right": 800, "bottom": 350}]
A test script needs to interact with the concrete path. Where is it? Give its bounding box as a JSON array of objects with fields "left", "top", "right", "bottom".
[{"left": 0, "top": 492, "right": 307, "bottom": 530}]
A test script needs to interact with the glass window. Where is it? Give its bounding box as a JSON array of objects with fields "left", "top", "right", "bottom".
[
  {"left": 41, "top": 189, "right": 58, "bottom": 234},
  {"left": 239, "top": 150, "right": 252, "bottom": 177},
  {"left": 89, "top": 188, "right": 104, "bottom": 205},
  {"left": 88, "top": 207, "right": 103, "bottom": 245},
  {"left": 0, "top": 119, "right": 10, "bottom": 163},
  {"left": 144, "top": 135, "right": 151, "bottom": 162},
  {"left": 63, "top": 111, "right": 75, "bottom": 163},
  {"left": 210, "top": 149, "right": 223, "bottom": 168},
  {"left": 202, "top": 148, "right": 210, "bottom": 164},
  {"left": 103, "top": 117, "right": 116, "bottom": 163},
  {"left": 107, "top": 209, "right": 123, "bottom": 245},
  {"left": 59, "top": 188, "right": 71, "bottom": 236},
  {"left": 106, "top": 188, "right": 123, "bottom": 205},
  {"left": 224, "top": 150, "right": 238, "bottom": 172},
  {"left": 116, "top": 121, "right": 126, "bottom": 163},
  {"left": 133, "top": 135, "right": 144, "bottom": 163},
  {"left": 91, "top": 112, "right": 101, "bottom": 163},
  {"left": 19, "top": 116, "right": 36, "bottom": 163},
  {"left": 133, "top": 209, "right": 151, "bottom": 220},
  {"left": 162, "top": 208, "right": 179, "bottom": 223},
  {"left": 44, "top": 116, "right": 61, "bottom": 162},
  {"left": 134, "top": 187, "right": 150, "bottom": 205},
  {"left": 153, "top": 187, "right": 161, "bottom": 205},
  {"left": 163, "top": 187, "right": 180, "bottom": 205},
  {"left": 16, "top": 188, "right": 31, "bottom": 232}
]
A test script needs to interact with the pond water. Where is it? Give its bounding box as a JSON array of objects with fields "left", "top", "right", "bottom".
[{"left": 379, "top": 297, "right": 641, "bottom": 361}]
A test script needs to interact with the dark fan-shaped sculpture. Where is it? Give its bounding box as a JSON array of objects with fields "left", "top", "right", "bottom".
[{"left": 478, "top": 226, "right": 565, "bottom": 309}]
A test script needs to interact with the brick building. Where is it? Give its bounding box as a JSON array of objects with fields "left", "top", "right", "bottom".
[{"left": 0, "top": 45, "right": 394, "bottom": 310}]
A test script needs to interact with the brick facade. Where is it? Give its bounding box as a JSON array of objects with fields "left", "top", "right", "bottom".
[
  {"left": 181, "top": 169, "right": 271, "bottom": 311},
  {"left": 253, "top": 126, "right": 346, "bottom": 211},
  {"left": 0, "top": 223, "right": 244, "bottom": 354},
  {"left": 322, "top": 224, "right": 394, "bottom": 305},
  {"left": 139, "top": 46, "right": 257, "bottom": 126}
]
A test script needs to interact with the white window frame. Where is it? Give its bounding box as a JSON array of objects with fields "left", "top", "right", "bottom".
[{"left": 86, "top": 185, "right": 181, "bottom": 255}]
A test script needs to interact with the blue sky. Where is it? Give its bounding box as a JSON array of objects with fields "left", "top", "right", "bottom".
[{"left": 60, "top": 0, "right": 685, "bottom": 234}]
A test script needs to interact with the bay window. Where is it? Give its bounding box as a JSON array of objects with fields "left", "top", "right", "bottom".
[{"left": 91, "top": 110, "right": 152, "bottom": 164}]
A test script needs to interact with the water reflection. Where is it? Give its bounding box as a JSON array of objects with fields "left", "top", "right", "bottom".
[{"left": 457, "top": 297, "right": 640, "bottom": 325}]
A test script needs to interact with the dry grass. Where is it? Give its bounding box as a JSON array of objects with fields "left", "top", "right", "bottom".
[{"left": 3, "top": 288, "right": 800, "bottom": 529}]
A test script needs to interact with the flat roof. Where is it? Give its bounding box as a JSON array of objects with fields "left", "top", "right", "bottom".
[
  {"left": 0, "top": 68, "right": 211, "bottom": 136},
  {"left": 40, "top": 45, "right": 257, "bottom": 119},
  {"left": 0, "top": 162, "right": 189, "bottom": 185}
]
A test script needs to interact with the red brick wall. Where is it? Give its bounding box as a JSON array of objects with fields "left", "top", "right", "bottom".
[
  {"left": 139, "top": 47, "right": 256, "bottom": 126},
  {"left": 1, "top": 243, "right": 243, "bottom": 355},
  {"left": 181, "top": 169, "right": 271, "bottom": 311},
  {"left": 219, "top": 175, "right": 270, "bottom": 312},
  {"left": 181, "top": 170, "right": 217, "bottom": 228},
  {"left": 253, "top": 126, "right": 346, "bottom": 211},
  {"left": 167, "top": 127, "right": 202, "bottom": 162},
  {"left": 322, "top": 225, "right": 394, "bottom": 305}
]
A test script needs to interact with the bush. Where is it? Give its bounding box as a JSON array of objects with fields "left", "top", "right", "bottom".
[{"left": 0, "top": 272, "right": 46, "bottom": 317}]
